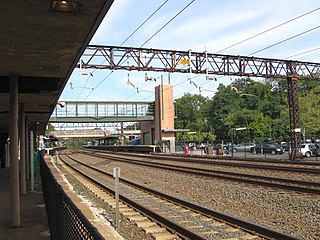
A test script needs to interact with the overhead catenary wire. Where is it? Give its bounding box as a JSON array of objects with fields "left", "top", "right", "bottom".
[
  {"left": 140, "top": 0, "right": 196, "bottom": 48},
  {"left": 216, "top": 7, "right": 320, "bottom": 53},
  {"left": 249, "top": 25, "right": 320, "bottom": 56},
  {"left": 80, "top": 3, "right": 318, "bottom": 102},
  {"left": 120, "top": 0, "right": 170, "bottom": 46},
  {"left": 78, "top": 1, "right": 170, "bottom": 100},
  {"left": 126, "top": 0, "right": 196, "bottom": 96},
  {"left": 286, "top": 46, "right": 320, "bottom": 59}
]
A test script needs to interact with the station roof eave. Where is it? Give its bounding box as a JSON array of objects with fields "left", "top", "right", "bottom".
[{"left": 0, "top": 0, "right": 114, "bottom": 134}]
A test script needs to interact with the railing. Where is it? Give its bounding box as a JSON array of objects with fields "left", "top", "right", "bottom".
[
  {"left": 178, "top": 139, "right": 319, "bottom": 161},
  {"left": 40, "top": 155, "right": 104, "bottom": 240}
]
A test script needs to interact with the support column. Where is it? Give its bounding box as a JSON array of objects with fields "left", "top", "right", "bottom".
[
  {"left": 25, "top": 119, "right": 29, "bottom": 180},
  {"left": 287, "top": 76, "right": 301, "bottom": 160},
  {"left": 19, "top": 104, "right": 26, "bottom": 194},
  {"left": 120, "top": 122, "right": 124, "bottom": 145},
  {"left": 10, "top": 74, "right": 20, "bottom": 227}
]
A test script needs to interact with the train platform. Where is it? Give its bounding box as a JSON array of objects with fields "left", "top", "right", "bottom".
[{"left": 0, "top": 168, "right": 50, "bottom": 240}]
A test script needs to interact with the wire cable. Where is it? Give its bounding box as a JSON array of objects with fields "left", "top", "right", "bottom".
[
  {"left": 217, "top": 7, "right": 320, "bottom": 53},
  {"left": 140, "top": 0, "right": 196, "bottom": 47},
  {"left": 249, "top": 25, "right": 320, "bottom": 56},
  {"left": 286, "top": 46, "right": 320, "bottom": 59},
  {"left": 82, "top": 0, "right": 171, "bottom": 99},
  {"left": 121, "top": 0, "right": 170, "bottom": 46}
]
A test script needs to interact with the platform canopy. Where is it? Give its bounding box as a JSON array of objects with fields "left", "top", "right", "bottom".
[{"left": 0, "top": 0, "right": 114, "bottom": 134}]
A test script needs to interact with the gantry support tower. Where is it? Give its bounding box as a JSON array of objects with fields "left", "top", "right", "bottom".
[{"left": 79, "top": 45, "right": 320, "bottom": 160}]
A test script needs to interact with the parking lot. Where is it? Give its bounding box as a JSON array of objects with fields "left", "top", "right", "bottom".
[{"left": 188, "top": 148, "right": 320, "bottom": 161}]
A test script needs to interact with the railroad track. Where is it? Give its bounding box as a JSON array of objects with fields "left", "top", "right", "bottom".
[
  {"left": 74, "top": 149, "right": 320, "bottom": 196},
  {"left": 87, "top": 148, "right": 320, "bottom": 174},
  {"left": 57, "top": 150, "right": 299, "bottom": 240}
]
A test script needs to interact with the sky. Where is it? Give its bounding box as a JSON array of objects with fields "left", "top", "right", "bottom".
[{"left": 59, "top": 0, "right": 320, "bottom": 102}]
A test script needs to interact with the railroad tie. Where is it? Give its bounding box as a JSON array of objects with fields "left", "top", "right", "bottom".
[
  {"left": 240, "top": 234, "right": 259, "bottom": 239},
  {"left": 122, "top": 211, "right": 141, "bottom": 217},
  {"left": 152, "top": 232, "right": 178, "bottom": 240},
  {"left": 200, "top": 216, "right": 213, "bottom": 221},
  {"left": 211, "top": 222, "right": 226, "bottom": 227},
  {"left": 118, "top": 206, "right": 133, "bottom": 212},
  {"left": 136, "top": 221, "right": 158, "bottom": 228},
  {"left": 128, "top": 216, "right": 149, "bottom": 222},
  {"left": 188, "top": 225, "right": 204, "bottom": 229},
  {"left": 145, "top": 226, "right": 167, "bottom": 234},
  {"left": 198, "top": 231, "right": 218, "bottom": 235},
  {"left": 226, "top": 227, "right": 240, "bottom": 232},
  {"left": 179, "top": 209, "right": 191, "bottom": 213},
  {"left": 63, "top": 163, "right": 177, "bottom": 240},
  {"left": 177, "top": 220, "right": 192, "bottom": 224},
  {"left": 190, "top": 212, "right": 201, "bottom": 217}
]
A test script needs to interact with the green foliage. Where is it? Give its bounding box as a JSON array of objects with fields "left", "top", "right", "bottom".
[
  {"left": 299, "top": 86, "right": 320, "bottom": 137},
  {"left": 65, "top": 138, "right": 86, "bottom": 148},
  {"left": 46, "top": 123, "right": 55, "bottom": 134},
  {"left": 175, "top": 77, "right": 319, "bottom": 143},
  {"left": 175, "top": 93, "right": 215, "bottom": 142}
]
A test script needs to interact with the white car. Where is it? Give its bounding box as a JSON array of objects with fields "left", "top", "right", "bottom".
[{"left": 300, "top": 143, "right": 317, "bottom": 157}]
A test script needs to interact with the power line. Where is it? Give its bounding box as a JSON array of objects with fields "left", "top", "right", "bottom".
[
  {"left": 217, "top": 7, "right": 320, "bottom": 53},
  {"left": 140, "top": 0, "right": 196, "bottom": 47},
  {"left": 76, "top": 73, "right": 93, "bottom": 100},
  {"left": 286, "top": 46, "right": 320, "bottom": 59},
  {"left": 121, "top": 0, "right": 170, "bottom": 46},
  {"left": 79, "top": 1, "right": 170, "bottom": 99},
  {"left": 80, "top": 0, "right": 196, "bottom": 99},
  {"left": 249, "top": 25, "right": 320, "bottom": 56}
]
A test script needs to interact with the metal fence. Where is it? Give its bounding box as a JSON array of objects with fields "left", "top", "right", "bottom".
[
  {"left": 40, "top": 155, "right": 104, "bottom": 240},
  {"left": 176, "top": 140, "right": 319, "bottom": 161}
]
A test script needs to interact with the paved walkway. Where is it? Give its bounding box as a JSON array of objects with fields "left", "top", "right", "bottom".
[{"left": 0, "top": 168, "right": 50, "bottom": 240}]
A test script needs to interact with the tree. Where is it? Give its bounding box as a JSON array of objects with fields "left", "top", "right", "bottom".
[
  {"left": 208, "top": 77, "right": 287, "bottom": 142},
  {"left": 299, "top": 86, "right": 320, "bottom": 138},
  {"left": 174, "top": 93, "right": 214, "bottom": 142},
  {"left": 175, "top": 77, "right": 319, "bottom": 143},
  {"left": 46, "top": 123, "right": 55, "bottom": 134}
]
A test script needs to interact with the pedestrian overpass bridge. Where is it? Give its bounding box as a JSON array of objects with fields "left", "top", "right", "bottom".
[{"left": 49, "top": 100, "right": 155, "bottom": 123}]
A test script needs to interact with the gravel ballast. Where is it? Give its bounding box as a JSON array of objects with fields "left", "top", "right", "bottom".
[{"left": 69, "top": 152, "right": 320, "bottom": 240}]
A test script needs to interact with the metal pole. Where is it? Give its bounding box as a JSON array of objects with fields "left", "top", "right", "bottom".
[
  {"left": 120, "top": 122, "right": 124, "bottom": 145},
  {"left": 30, "top": 131, "right": 34, "bottom": 192},
  {"left": 287, "top": 77, "right": 301, "bottom": 160},
  {"left": 19, "top": 104, "right": 26, "bottom": 194},
  {"left": 231, "top": 129, "right": 234, "bottom": 157},
  {"left": 25, "top": 119, "right": 29, "bottom": 180},
  {"left": 9, "top": 74, "right": 20, "bottom": 227},
  {"left": 113, "top": 167, "right": 120, "bottom": 231}
]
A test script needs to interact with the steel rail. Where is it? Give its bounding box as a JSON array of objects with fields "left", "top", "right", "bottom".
[
  {"left": 58, "top": 152, "right": 207, "bottom": 240},
  {"left": 87, "top": 147, "right": 320, "bottom": 174},
  {"left": 115, "top": 150, "right": 320, "bottom": 166},
  {"left": 77, "top": 149, "right": 320, "bottom": 195},
  {"left": 62, "top": 150, "right": 299, "bottom": 240}
]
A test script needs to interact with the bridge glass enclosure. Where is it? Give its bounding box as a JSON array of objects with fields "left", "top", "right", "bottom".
[{"left": 50, "top": 101, "right": 155, "bottom": 123}]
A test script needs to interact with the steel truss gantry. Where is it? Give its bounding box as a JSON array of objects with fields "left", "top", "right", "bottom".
[{"left": 80, "top": 45, "right": 320, "bottom": 160}]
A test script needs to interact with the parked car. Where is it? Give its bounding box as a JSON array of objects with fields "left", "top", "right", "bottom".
[
  {"left": 232, "top": 143, "right": 255, "bottom": 152},
  {"left": 250, "top": 143, "right": 285, "bottom": 155},
  {"left": 300, "top": 143, "right": 317, "bottom": 157},
  {"left": 314, "top": 143, "right": 320, "bottom": 156},
  {"left": 280, "top": 142, "right": 289, "bottom": 151},
  {"left": 215, "top": 143, "right": 232, "bottom": 150}
]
